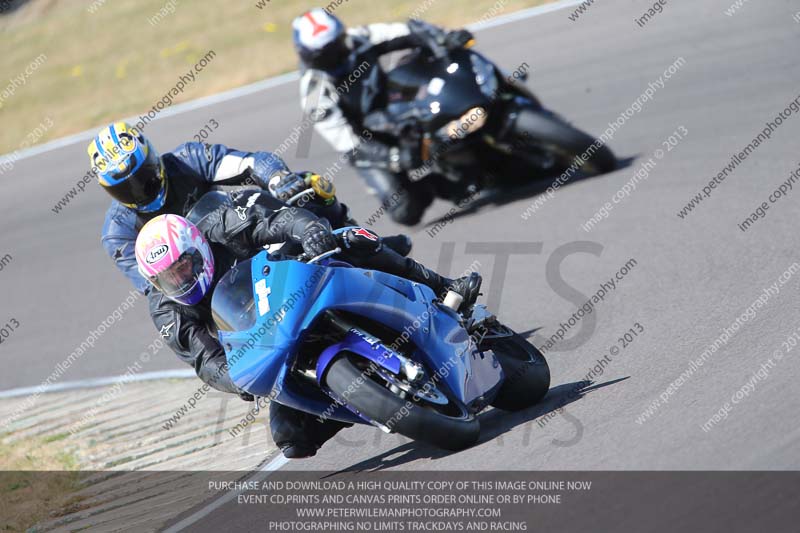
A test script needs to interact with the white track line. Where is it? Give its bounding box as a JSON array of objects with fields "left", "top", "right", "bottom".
[
  {"left": 469, "top": 0, "right": 585, "bottom": 30},
  {"left": 0, "top": 369, "right": 195, "bottom": 399},
  {"left": 163, "top": 453, "right": 290, "bottom": 533},
  {"left": 0, "top": 0, "right": 585, "bottom": 165}
]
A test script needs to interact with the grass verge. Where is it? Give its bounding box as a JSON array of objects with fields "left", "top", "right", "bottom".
[
  {"left": 0, "top": 0, "right": 553, "bottom": 154},
  {"left": 0, "top": 434, "right": 84, "bottom": 532}
]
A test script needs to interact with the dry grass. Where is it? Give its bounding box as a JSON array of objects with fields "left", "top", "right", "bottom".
[
  {"left": 0, "top": 0, "right": 552, "bottom": 154},
  {"left": 0, "top": 434, "right": 83, "bottom": 532}
]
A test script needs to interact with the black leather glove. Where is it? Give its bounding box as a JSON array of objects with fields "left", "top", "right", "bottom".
[
  {"left": 301, "top": 221, "right": 338, "bottom": 258},
  {"left": 444, "top": 29, "right": 474, "bottom": 50},
  {"left": 348, "top": 136, "right": 421, "bottom": 173},
  {"left": 268, "top": 171, "right": 308, "bottom": 203}
]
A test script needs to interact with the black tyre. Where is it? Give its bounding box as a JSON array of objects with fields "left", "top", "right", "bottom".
[
  {"left": 324, "top": 353, "right": 480, "bottom": 451},
  {"left": 489, "top": 331, "right": 551, "bottom": 411},
  {"left": 513, "top": 108, "right": 617, "bottom": 175}
]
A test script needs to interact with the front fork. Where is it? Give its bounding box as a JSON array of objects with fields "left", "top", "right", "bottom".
[
  {"left": 317, "top": 312, "right": 424, "bottom": 387},
  {"left": 313, "top": 311, "right": 429, "bottom": 431}
]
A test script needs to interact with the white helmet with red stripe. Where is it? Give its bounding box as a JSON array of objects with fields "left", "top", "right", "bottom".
[{"left": 292, "top": 8, "right": 349, "bottom": 71}]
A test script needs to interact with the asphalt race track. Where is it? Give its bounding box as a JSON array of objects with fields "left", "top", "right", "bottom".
[{"left": 3, "top": 0, "right": 799, "bottom": 495}]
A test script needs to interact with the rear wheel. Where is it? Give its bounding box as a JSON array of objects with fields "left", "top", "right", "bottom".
[
  {"left": 324, "top": 352, "right": 480, "bottom": 450},
  {"left": 485, "top": 325, "right": 550, "bottom": 411},
  {"left": 512, "top": 108, "right": 617, "bottom": 175}
]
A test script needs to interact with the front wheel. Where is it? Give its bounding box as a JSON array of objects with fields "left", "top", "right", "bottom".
[
  {"left": 324, "top": 353, "right": 480, "bottom": 450},
  {"left": 511, "top": 108, "right": 617, "bottom": 175},
  {"left": 486, "top": 326, "right": 550, "bottom": 411}
]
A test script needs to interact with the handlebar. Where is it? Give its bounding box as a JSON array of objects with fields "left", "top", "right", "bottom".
[
  {"left": 285, "top": 188, "right": 316, "bottom": 206},
  {"left": 303, "top": 247, "right": 343, "bottom": 265}
]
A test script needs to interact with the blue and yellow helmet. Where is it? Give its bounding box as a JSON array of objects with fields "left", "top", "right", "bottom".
[{"left": 88, "top": 122, "right": 167, "bottom": 212}]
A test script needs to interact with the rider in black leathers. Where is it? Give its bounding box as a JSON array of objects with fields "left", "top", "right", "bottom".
[
  {"left": 143, "top": 190, "right": 481, "bottom": 458},
  {"left": 293, "top": 9, "right": 473, "bottom": 225}
]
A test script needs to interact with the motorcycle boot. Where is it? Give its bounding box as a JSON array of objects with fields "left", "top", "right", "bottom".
[{"left": 270, "top": 402, "right": 351, "bottom": 459}]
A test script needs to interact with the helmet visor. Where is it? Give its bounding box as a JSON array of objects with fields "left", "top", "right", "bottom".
[
  {"left": 310, "top": 34, "right": 349, "bottom": 72},
  {"left": 151, "top": 249, "right": 205, "bottom": 299},
  {"left": 103, "top": 147, "right": 165, "bottom": 209}
]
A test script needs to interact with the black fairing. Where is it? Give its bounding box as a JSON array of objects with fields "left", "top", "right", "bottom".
[{"left": 384, "top": 49, "right": 492, "bottom": 132}]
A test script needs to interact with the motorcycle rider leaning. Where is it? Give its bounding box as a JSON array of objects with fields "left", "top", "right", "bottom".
[
  {"left": 134, "top": 193, "right": 482, "bottom": 458},
  {"left": 293, "top": 9, "right": 473, "bottom": 225},
  {"left": 91, "top": 121, "right": 407, "bottom": 294}
]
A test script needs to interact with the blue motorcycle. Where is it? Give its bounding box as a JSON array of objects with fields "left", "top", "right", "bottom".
[
  {"left": 210, "top": 239, "right": 550, "bottom": 450},
  {"left": 191, "top": 183, "right": 550, "bottom": 450}
]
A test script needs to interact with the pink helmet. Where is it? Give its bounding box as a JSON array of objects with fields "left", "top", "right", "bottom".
[{"left": 135, "top": 214, "right": 214, "bottom": 305}]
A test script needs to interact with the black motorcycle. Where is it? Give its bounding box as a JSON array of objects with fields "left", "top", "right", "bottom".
[{"left": 354, "top": 20, "right": 616, "bottom": 214}]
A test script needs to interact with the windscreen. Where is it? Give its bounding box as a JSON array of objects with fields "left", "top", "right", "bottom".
[{"left": 211, "top": 259, "right": 257, "bottom": 332}]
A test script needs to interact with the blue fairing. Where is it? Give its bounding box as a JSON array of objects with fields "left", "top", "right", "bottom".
[{"left": 216, "top": 251, "right": 503, "bottom": 424}]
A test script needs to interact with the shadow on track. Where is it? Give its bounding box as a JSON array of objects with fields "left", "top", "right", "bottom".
[
  {"left": 477, "top": 377, "right": 629, "bottom": 446},
  {"left": 322, "top": 440, "right": 451, "bottom": 476},
  {"left": 514, "top": 326, "right": 542, "bottom": 339},
  {"left": 323, "top": 377, "right": 628, "bottom": 474},
  {"left": 420, "top": 156, "right": 636, "bottom": 229}
]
